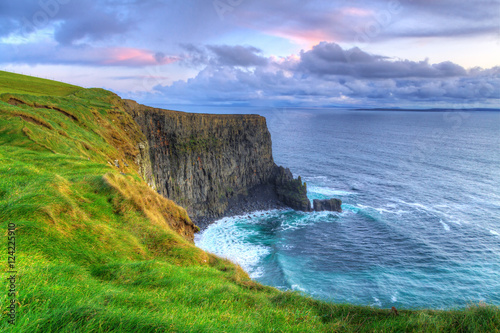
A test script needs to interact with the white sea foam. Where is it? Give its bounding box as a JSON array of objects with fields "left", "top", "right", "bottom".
[
  {"left": 396, "top": 199, "right": 464, "bottom": 224},
  {"left": 308, "top": 186, "right": 357, "bottom": 197},
  {"left": 384, "top": 202, "right": 409, "bottom": 215},
  {"left": 251, "top": 266, "right": 265, "bottom": 279},
  {"left": 291, "top": 284, "right": 306, "bottom": 292},
  {"left": 195, "top": 214, "right": 273, "bottom": 278},
  {"left": 391, "top": 294, "right": 398, "bottom": 303},
  {"left": 280, "top": 209, "right": 342, "bottom": 231},
  {"left": 374, "top": 207, "right": 393, "bottom": 215},
  {"left": 356, "top": 204, "right": 383, "bottom": 220},
  {"left": 351, "top": 201, "right": 410, "bottom": 217},
  {"left": 397, "top": 199, "right": 428, "bottom": 211},
  {"left": 490, "top": 230, "right": 500, "bottom": 237},
  {"left": 306, "top": 175, "right": 329, "bottom": 181},
  {"left": 440, "top": 220, "right": 451, "bottom": 231},
  {"left": 372, "top": 297, "right": 382, "bottom": 307}
]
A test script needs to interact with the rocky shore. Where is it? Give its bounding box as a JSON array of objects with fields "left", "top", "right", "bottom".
[{"left": 193, "top": 183, "right": 289, "bottom": 230}]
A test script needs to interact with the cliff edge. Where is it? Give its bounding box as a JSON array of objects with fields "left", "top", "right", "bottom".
[{"left": 122, "top": 99, "right": 310, "bottom": 225}]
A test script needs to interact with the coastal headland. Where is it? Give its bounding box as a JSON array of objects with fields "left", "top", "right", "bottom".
[
  {"left": 0, "top": 70, "right": 497, "bottom": 332},
  {"left": 122, "top": 98, "right": 312, "bottom": 228}
]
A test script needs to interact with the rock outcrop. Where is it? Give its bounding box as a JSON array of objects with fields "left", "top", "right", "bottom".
[
  {"left": 123, "top": 100, "right": 310, "bottom": 223},
  {"left": 313, "top": 198, "right": 342, "bottom": 212},
  {"left": 272, "top": 166, "right": 311, "bottom": 212}
]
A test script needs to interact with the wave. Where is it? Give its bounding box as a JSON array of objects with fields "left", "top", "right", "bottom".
[
  {"left": 308, "top": 186, "right": 357, "bottom": 197},
  {"left": 396, "top": 199, "right": 464, "bottom": 225},
  {"left": 343, "top": 204, "right": 383, "bottom": 222},
  {"left": 305, "top": 175, "right": 329, "bottom": 181},
  {"left": 291, "top": 284, "right": 306, "bottom": 292},
  {"left": 195, "top": 213, "right": 277, "bottom": 278},
  {"left": 371, "top": 297, "right": 382, "bottom": 307},
  {"left": 195, "top": 208, "right": 344, "bottom": 287},
  {"left": 440, "top": 220, "right": 451, "bottom": 231},
  {"left": 278, "top": 210, "right": 341, "bottom": 231}
]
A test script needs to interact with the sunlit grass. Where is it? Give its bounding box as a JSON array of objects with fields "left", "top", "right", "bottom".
[{"left": 0, "top": 70, "right": 82, "bottom": 96}]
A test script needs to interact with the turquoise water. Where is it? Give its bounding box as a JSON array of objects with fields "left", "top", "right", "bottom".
[{"left": 196, "top": 110, "right": 500, "bottom": 309}]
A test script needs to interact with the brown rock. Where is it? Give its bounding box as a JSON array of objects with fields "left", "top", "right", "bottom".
[{"left": 313, "top": 198, "right": 342, "bottom": 212}]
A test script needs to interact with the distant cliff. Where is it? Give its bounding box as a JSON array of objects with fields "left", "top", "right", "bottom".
[{"left": 123, "top": 100, "right": 310, "bottom": 224}]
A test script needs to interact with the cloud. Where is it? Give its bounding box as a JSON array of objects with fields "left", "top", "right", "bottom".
[
  {"left": 179, "top": 44, "right": 269, "bottom": 68},
  {"left": 230, "top": 0, "right": 500, "bottom": 43},
  {"left": 0, "top": 0, "right": 236, "bottom": 50},
  {"left": 1, "top": 2, "right": 498, "bottom": 108},
  {"left": 179, "top": 44, "right": 210, "bottom": 67},
  {"left": 296, "top": 42, "right": 468, "bottom": 78},
  {"left": 207, "top": 45, "right": 268, "bottom": 67},
  {"left": 0, "top": 43, "right": 178, "bottom": 67},
  {"left": 2, "top": 1, "right": 498, "bottom": 51},
  {"left": 53, "top": 11, "right": 132, "bottom": 45},
  {"left": 0, "top": 0, "right": 135, "bottom": 44},
  {"left": 147, "top": 42, "right": 500, "bottom": 108}
]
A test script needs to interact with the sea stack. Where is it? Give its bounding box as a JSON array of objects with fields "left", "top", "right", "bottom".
[{"left": 313, "top": 198, "right": 342, "bottom": 212}]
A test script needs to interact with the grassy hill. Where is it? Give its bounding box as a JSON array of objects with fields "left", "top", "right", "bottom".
[
  {"left": 0, "top": 70, "right": 82, "bottom": 96},
  {"left": 1, "top": 71, "right": 498, "bottom": 332}
]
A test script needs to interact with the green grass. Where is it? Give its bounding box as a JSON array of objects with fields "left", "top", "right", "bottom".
[
  {"left": 0, "top": 70, "right": 82, "bottom": 96},
  {"left": 1, "top": 71, "right": 499, "bottom": 332}
]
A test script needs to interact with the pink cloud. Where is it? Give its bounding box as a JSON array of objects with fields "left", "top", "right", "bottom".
[
  {"left": 0, "top": 42, "right": 180, "bottom": 68},
  {"left": 233, "top": 5, "right": 375, "bottom": 47},
  {"left": 100, "top": 47, "right": 178, "bottom": 66},
  {"left": 266, "top": 28, "right": 336, "bottom": 49},
  {"left": 340, "top": 7, "right": 373, "bottom": 17}
]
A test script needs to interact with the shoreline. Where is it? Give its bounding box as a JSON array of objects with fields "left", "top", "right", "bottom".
[{"left": 193, "top": 183, "right": 289, "bottom": 231}]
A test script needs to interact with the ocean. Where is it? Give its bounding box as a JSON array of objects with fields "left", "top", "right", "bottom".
[{"left": 195, "top": 109, "right": 500, "bottom": 310}]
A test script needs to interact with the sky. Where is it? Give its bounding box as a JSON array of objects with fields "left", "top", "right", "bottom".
[{"left": 1, "top": 0, "right": 499, "bottom": 109}]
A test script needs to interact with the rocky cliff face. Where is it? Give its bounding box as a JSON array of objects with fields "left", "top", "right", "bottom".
[{"left": 123, "top": 100, "right": 310, "bottom": 223}]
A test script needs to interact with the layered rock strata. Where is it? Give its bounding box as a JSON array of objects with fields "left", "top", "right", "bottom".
[{"left": 123, "top": 100, "right": 310, "bottom": 224}]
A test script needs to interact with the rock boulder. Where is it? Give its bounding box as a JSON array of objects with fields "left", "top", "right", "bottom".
[{"left": 313, "top": 198, "right": 342, "bottom": 212}]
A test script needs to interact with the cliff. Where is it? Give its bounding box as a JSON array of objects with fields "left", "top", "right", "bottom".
[{"left": 122, "top": 99, "right": 310, "bottom": 223}]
